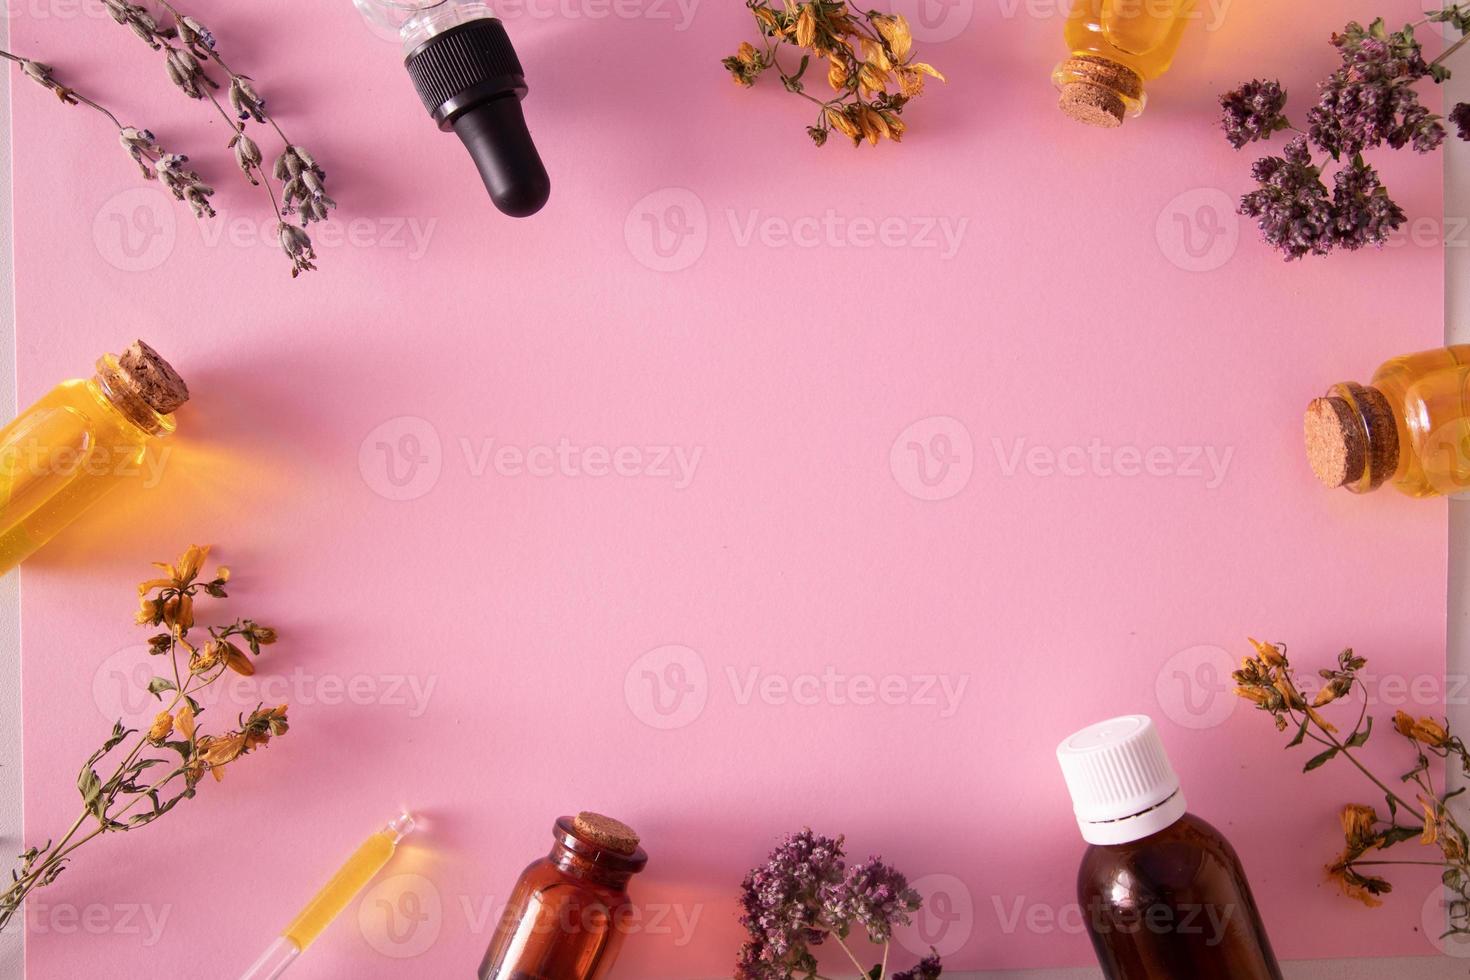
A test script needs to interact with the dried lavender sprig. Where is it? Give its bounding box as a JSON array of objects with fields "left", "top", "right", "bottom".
[
  {"left": 0, "top": 49, "right": 215, "bottom": 219},
  {"left": 99, "top": 0, "right": 325, "bottom": 275},
  {"left": 154, "top": 1, "right": 335, "bottom": 226}
]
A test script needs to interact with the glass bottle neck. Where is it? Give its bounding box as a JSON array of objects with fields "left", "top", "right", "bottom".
[
  {"left": 547, "top": 843, "right": 635, "bottom": 889},
  {"left": 90, "top": 355, "right": 174, "bottom": 437}
]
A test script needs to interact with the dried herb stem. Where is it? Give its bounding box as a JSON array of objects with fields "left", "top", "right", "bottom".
[
  {"left": 0, "top": 47, "right": 217, "bottom": 217},
  {"left": 0, "top": 546, "right": 287, "bottom": 934}
]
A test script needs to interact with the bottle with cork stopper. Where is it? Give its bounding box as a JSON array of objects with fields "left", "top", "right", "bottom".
[
  {"left": 1057, "top": 715, "right": 1282, "bottom": 979},
  {"left": 1303, "top": 344, "right": 1470, "bottom": 497},
  {"left": 1053, "top": 0, "right": 1194, "bottom": 128},
  {"left": 478, "top": 811, "right": 648, "bottom": 980},
  {"left": 0, "top": 341, "right": 189, "bottom": 574}
]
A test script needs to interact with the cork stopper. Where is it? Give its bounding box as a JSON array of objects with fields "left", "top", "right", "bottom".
[
  {"left": 1303, "top": 384, "right": 1399, "bottom": 491},
  {"left": 1056, "top": 56, "right": 1143, "bottom": 128},
  {"left": 573, "top": 811, "right": 640, "bottom": 855},
  {"left": 117, "top": 340, "right": 189, "bottom": 415},
  {"left": 1304, "top": 396, "right": 1365, "bottom": 488}
]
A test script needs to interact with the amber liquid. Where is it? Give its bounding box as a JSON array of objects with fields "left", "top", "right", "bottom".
[
  {"left": 1368, "top": 344, "right": 1470, "bottom": 497},
  {"left": 1062, "top": 0, "right": 1194, "bottom": 80},
  {"left": 479, "top": 818, "right": 645, "bottom": 980},
  {"left": 1077, "top": 813, "right": 1282, "bottom": 980},
  {"left": 0, "top": 362, "right": 173, "bottom": 573},
  {"left": 284, "top": 830, "right": 399, "bottom": 950}
]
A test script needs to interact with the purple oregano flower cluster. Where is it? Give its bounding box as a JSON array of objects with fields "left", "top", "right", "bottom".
[
  {"left": 1221, "top": 9, "right": 1470, "bottom": 260},
  {"left": 737, "top": 829, "right": 941, "bottom": 980}
]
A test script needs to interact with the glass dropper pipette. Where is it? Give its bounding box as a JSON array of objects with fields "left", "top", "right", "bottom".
[{"left": 239, "top": 812, "right": 415, "bottom": 980}]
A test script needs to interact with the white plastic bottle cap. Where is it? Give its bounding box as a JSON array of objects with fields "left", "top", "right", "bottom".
[{"left": 1056, "top": 714, "right": 1187, "bottom": 846}]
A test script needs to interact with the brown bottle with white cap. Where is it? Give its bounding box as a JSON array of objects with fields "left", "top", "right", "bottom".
[
  {"left": 478, "top": 812, "right": 648, "bottom": 980},
  {"left": 1057, "top": 715, "right": 1282, "bottom": 980},
  {"left": 1303, "top": 344, "right": 1470, "bottom": 497}
]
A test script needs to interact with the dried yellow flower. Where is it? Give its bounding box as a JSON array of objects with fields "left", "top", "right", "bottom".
[
  {"left": 163, "top": 593, "right": 194, "bottom": 631},
  {"left": 1327, "top": 862, "right": 1386, "bottom": 907},
  {"left": 858, "top": 61, "right": 888, "bottom": 97},
  {"left": 870, "top": 13, "right": 913, "bottom": 60},
  {"left": 146, "top": 711, "right": 174, "bottom": 745},
  {"left": 728, "top": 0, "right": 942, "bottom": 148},
  {"left": 176, "top": 701, "right": 196, "bottom": 741},
  {"left": 1340, "top": 804, "right": 1377, "bottom": 849},
  {"left": 174, "top": 544, "right": 209, "bottom": 584},
  {"left": 221, "top": 640, "right": 255, "bottom": 677},
  {"left": 795, "top": 6, "right": 816, "bottom": 48},
  {"left": 827, "top": 57, "right": 848, "bottom": 91},
  {"left": 1421, "top": 798, "right": 1440, "bottom": 846},
  {"left": 1394, "top": 710, "right": 1449, "bottom": 747},
  {"left": 1249, "top": 637, "right": 1288, "bottom": 668}
]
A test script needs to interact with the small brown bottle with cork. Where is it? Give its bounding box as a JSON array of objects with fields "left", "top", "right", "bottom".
[
  {"left": 478, "top": 812, "right": 648, "bottom": 980},
  {"left": 1057, "top": 716, "right": 1282, "bottom": 980},
  {"left": 1304, "top": 344, "right": 1470, "bottom": 497}
]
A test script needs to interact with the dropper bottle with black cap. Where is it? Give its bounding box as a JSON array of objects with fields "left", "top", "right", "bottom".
[{"left": 355, "top": 0, "right": 550, "bottom": 217}]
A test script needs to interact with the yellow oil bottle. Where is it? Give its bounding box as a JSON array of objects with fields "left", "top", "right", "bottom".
[
  {"left": 0, "top": 341, "right": 187, "bottom": 573},
  {"left": 1304, "top": 344, "right": 1470, "bottom": 497},
  {"left": 1054, "top": 0, "right": 1195, "bottom": 127}
]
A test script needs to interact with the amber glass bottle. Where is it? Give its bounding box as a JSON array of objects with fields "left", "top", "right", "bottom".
[
  {"left": 1304, "top": 344, "right": 1470, "bottom": 497},
  {"left": 1057, "top": 716, "right": 1282, "bottom": 980},
  {"left": 0, "top": 341, "right": 187, "bottom": 573},
  {"left": 478, "top": 812, "right": 648, "bottom": 980},
  {"left": 1053, "top": 0, "right": 1195, "bottom": 127}
]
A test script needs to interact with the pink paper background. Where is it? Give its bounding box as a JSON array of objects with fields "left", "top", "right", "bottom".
[{"left": 7, "top": 0, "right": 1454, "bottom": 975}]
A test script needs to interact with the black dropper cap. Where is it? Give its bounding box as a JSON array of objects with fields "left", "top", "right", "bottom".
[{"left": 404, "top": 17, "right": 550, "bottom": 217}]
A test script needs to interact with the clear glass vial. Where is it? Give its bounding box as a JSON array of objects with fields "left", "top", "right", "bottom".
[
  {"left": 1057, "top": 715, "right": 1282, "bottom": 980},
  {"left": 1053, "top": 0, "right": 1194, "bottom": 127},
  {"left": 1304, "top": 344, "right": 1470, "bottom": 497},
  {"left": 478, "top": 812, "right": 648, "bottom": 980},
  {"left": 0, "top": 341, "right": 187, "bottom": 573}
]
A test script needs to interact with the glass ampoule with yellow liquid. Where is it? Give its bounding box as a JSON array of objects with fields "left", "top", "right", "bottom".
[
  {"left": 0, "top": 341, "right": 187, "bottom": 574},
  {"left": 1053, "top": 0, "right": 1194, "bottom": 127},
  {"left": 240, "top": 813, "right": 416, "bottom": 979},
  {"left": 1304, "top": 344, "right": 1470, "bottom": 497}
]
